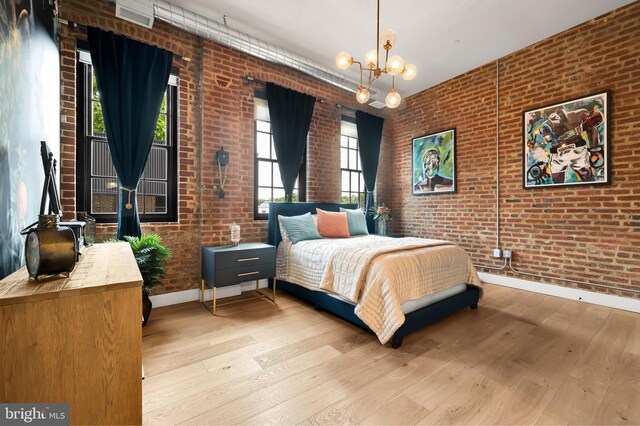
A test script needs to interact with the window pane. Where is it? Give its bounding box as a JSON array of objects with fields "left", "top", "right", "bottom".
[
  {"left": 92, "top": 100, "right": 106, "bottom": 137},
  {"left": 340, "top": 135, "right": 348, "bottom": 148},
  {"left": 351, "top": 172, "right": 360, "bottom": 192},
  {"left": 349, "top": 137, "right": 357, "bottom": 149},
  {"left": 349, "top": 149, "right": 357, "bottom": 170},
  {"left": 341, "top": 193, "right": 350, "bottom": 203},
  {"left": 256, "top": 120, "right": 270, "bottom": 133},
  {"left": 258, "top": 160, "right": 272, "bottom": 187},
  {"left": 290, "top": 189, "right": 299, "bottom": 202},
  {"left": 273, "top": 188, "right": 285, "bottom": 202},
  {"left": 91, "top": 177, "right": 118, "bottom": 214},
  {"left": 160, "top": 92, "right": 167, "bottom": 113},
  {"left": 154, "top": 113, "right": 167, "bottom": 144},
  {"left": 92, "top": 71, "right": 99, "bottom": 100},
  {"left": 359, "top": 193, "right": 366, "bottom": 207},
  {"left": 143, "top": 181, "right": 167, "bottom": 214},
  {"left": 273, "top": 163, "right": 283, "bottom": 188},
  {"left": 91, "top": 140, "right": 117, "bottom": 177},
  {"left": 144, "top": 147, "right": 167, "bottom": 180},
  {"left": 340, "top": 148, "right": 348, "bottom": 169},
  {"left": 258, "top": 187, "right": 271, "bottom": 205},
  {"left": 256, "top": 132, "right": 271, "bottom": 159},
  {"left": 356, "top": 152, "right": 361, "bottom": 171},
  {"left": 341, "top": 170, "right": 350, "bottom": 192},
  {"left": 271, "top": 140, "right": 277, "bottom": 161}
]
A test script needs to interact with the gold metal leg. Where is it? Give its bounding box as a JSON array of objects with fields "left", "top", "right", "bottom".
[
  {"left": 201, "top": 279, "right": 205, "bottom": 303},
  {"left": 213, "top": 287, "right": 217, "bottom": 316}
]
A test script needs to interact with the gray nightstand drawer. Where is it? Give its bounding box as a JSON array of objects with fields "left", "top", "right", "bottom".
[
  {"left": 213, "top": 247, "right": 275, "bottom": 270},
  {"left": 214, "top": 262, "right": 276, "bottom": 287}
]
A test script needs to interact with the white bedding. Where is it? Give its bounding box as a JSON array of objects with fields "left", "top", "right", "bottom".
[{"left": 276, "top": 235, "right": 481, "bottom": 343}]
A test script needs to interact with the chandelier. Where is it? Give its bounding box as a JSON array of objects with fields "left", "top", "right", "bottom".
[{"left": 335, "top": 0, "right": 417, "bottom": 109}]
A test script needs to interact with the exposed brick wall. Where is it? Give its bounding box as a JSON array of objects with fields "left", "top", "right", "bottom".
[
  {"left": 58, "top": 0, "right": 393, "bottom": 294},
  {"left": 390, "top": 3, "right": 640, "bottom": 297}
]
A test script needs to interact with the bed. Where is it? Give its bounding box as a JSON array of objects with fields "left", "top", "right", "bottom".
[{"left": 268, "top": 202, "right": 481, "bottom": 348}]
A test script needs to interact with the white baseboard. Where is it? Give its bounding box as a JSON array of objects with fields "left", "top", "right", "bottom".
[
  {"left": 149, "top": 279, "right": 269, "bottom": 308},
  {"left": 479, "top": 272, "right": 640, "bottom": 314}
]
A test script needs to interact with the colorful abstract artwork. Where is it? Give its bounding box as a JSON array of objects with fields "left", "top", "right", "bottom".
[
  {"left": 412, "top": 128, "right": 456, "bottom": 195},
  {"left": 523, "top": 91, "right": 610, "bottom": 189},
  {"left": 0, "top": 1, "right": 60, "bottom": 279}
]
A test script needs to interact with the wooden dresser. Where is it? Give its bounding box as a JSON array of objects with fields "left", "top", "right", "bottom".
[{"left": 0, "top": 242, "right": 143, "bottom": 425}]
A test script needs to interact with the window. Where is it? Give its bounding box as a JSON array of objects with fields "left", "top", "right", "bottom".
[
  {"left": 340, "top": 117, "right": 366, "bottom": 207},
  {"left": 76, "top": 49, "right": 178, "bottom": 223},
  {"left": 254, "top": 96, "right": 306, "bottom": 220}
]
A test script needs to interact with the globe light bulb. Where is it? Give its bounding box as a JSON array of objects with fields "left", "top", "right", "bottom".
[
  {"left": 386, "top": 55, "right": 405, "bottom": 75},
  {"left": 365, "top": 50, "right": 378, "bottom": 69},
  {"left": 356, "top": 86, "right": 370, "bottom": 104},
  {"left": 385, "top": 90, "right": 401, "bottom": 109},
  {"left": 380, "top": 29, "right": 396, "bottom": 48},
  {"left": 401, "top": 64, "right": 417, "bottom": 81},
  {"left": 335, "top": 51, "right": 353, "bottom": 70}
]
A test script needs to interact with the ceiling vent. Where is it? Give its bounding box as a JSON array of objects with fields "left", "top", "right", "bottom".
[
  {"left": 115, "top": 0, "right": 154, "bottom": 29},
  {"left": 368, "top": 100, "right": 387, "bottom": 109}
]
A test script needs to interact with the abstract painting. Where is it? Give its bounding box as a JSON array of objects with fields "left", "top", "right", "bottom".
[
  {"left": 0, "top": 0, "right": 60, "bottom": 279},
  {"left": 412, "top": 128, "right": 456, "bottom": 195},
  {"left": 523, "top": 91, "right": 610, "bottom": 189}
]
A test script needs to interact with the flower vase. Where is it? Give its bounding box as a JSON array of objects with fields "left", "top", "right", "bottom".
[{"left": 377, "top": 218, "right": 387, "bottom": 235}]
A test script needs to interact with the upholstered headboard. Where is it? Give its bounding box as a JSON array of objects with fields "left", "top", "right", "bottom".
[{"left": 268, "top": 202, "right": 358, "bottom": 246}]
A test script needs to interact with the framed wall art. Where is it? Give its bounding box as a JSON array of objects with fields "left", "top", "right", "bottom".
[
  {"left": 523, "top": 91, "right": 610, "bottom": 189},
  {"left": 412, "top": 128, "right": 456, "bottom": 195}
]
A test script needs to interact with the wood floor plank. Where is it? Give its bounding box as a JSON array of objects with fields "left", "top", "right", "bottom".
[
  {"left": 143, "top": 344, "right": 344, "bottom": 423},
  {"left": 240, "top": 338, "right": 440, "bottom": 426},
  {"left": 535, "top": 311, "right": 633, "bottom": 425},
  {"left": 140, "top": 288, "right": 640, "bottom": 426},
  {"left": 361, "top": 395, "right": 431, "bottom": 425}
]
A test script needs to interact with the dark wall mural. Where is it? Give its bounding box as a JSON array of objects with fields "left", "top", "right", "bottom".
[{"left": 0, "top": 0, "right": 60, "bottom": 279}]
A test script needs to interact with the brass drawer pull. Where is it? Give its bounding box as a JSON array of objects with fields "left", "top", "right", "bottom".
[
  {"left": 238, "top": 257, "right": 260, "bottom": 262},
  {"left": 237, "top": 271, "right": 260, "bottom": 277}
]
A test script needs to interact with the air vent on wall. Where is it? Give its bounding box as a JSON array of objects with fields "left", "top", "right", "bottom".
[
  {"left": 368, "top": 100, "right": 387, "bottom": 109},
  {"left": 115, "top": 0, "right": 154, "bottom": 29}
]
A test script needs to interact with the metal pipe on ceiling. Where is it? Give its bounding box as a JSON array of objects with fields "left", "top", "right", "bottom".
[{"left": 153, "top": 0, "right": 369, "bottom": 98}]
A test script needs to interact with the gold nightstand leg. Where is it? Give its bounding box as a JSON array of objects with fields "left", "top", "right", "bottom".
[
  {"left": 213, "top": 287, "right": 217, "bottom": 316},
  {"left": 273, "top": 279, "right": 277, "bottom": 304},
  {"left": 201, "top": 279, "right": 205, "bottom": 303}
]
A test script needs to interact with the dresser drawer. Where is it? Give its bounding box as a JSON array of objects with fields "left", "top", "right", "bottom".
[{"left": 214, "top": 262, "right": 276, "bottom": 287}]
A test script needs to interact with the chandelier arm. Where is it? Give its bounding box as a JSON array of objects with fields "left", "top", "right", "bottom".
[{"left": 376, "top": 0, "right": 380, "bottom": 70}]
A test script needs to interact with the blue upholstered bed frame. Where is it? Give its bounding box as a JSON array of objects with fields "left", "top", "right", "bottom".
[{"left": 268, "top": 202, "right": 481, "bottom": 349}]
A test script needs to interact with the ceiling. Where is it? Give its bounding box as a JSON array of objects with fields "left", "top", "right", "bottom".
[{"left": 167, "top": 0, "right": 634, "bottom": 100}]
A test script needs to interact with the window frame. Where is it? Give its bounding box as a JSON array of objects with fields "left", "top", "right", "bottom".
[
  {"left": 253, "top": 93, "right": 306, "bottom": 220},
  {"left": 340, "top": 115, "right": 366, "bottom": 208},
  {"left": 75, "top": 48, "right": 178, "bottom": 224}
]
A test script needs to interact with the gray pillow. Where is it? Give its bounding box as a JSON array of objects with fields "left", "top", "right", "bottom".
[
  {"left": 340, "top": 208, "right": 369, "bottom": 236},
  {"left": 278, "top": 213, "right": 322, "bottom": 244}
]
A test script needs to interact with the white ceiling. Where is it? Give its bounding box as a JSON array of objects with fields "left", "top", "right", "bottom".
[{"left": 167, "top": 0, "right": 634, "bottom": 100}]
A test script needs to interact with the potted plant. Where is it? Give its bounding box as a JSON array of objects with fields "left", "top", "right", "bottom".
[{"left": 111, "top": 234, "right": 172, "bottom": 326}]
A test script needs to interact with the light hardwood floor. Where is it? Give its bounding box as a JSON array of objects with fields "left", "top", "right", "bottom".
[{"left": 142, "top": 284, "right": 640, "bottom": 425}]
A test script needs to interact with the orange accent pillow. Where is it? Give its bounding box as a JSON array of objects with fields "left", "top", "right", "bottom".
[{"left": 316, "top": 208, "right": 351, "bottom": 238}]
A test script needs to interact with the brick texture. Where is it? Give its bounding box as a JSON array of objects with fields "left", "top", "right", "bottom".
[
  {"left": 390, "top": 3, "right": 640, "bottom": 297},
  {"left": 58, "top": 0, "right": 393, "bottom": 294}
]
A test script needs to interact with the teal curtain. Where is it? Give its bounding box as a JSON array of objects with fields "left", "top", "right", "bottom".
[
  {"left": 87, "top": 27, "right": 173, "bottom": 239},
  {"left": 266, "top": 83, "right": 316, "bottom": 201},
  {"left": 355, "top": 110, "right": 385, "bottom": 233}
]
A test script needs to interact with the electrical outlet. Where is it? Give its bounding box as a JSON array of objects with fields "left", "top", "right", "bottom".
[
  {"left": 503, "top": 250, "right": 513, "bottom": 259},
  {"left": 493, "top": 249, "right": 502, "bottom": 258}
]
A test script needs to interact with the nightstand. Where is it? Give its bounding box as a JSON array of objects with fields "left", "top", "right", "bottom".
[
  {"left": 380, "top": 233, "right": 405, "bottom": 238},
  {"left": 201, "top": 243, "right": 276, "bottom": 315}
]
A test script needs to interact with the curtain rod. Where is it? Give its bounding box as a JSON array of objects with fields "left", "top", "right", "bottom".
[{"left": 58, "top": 18, "right": 191, "bottom": 62}]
